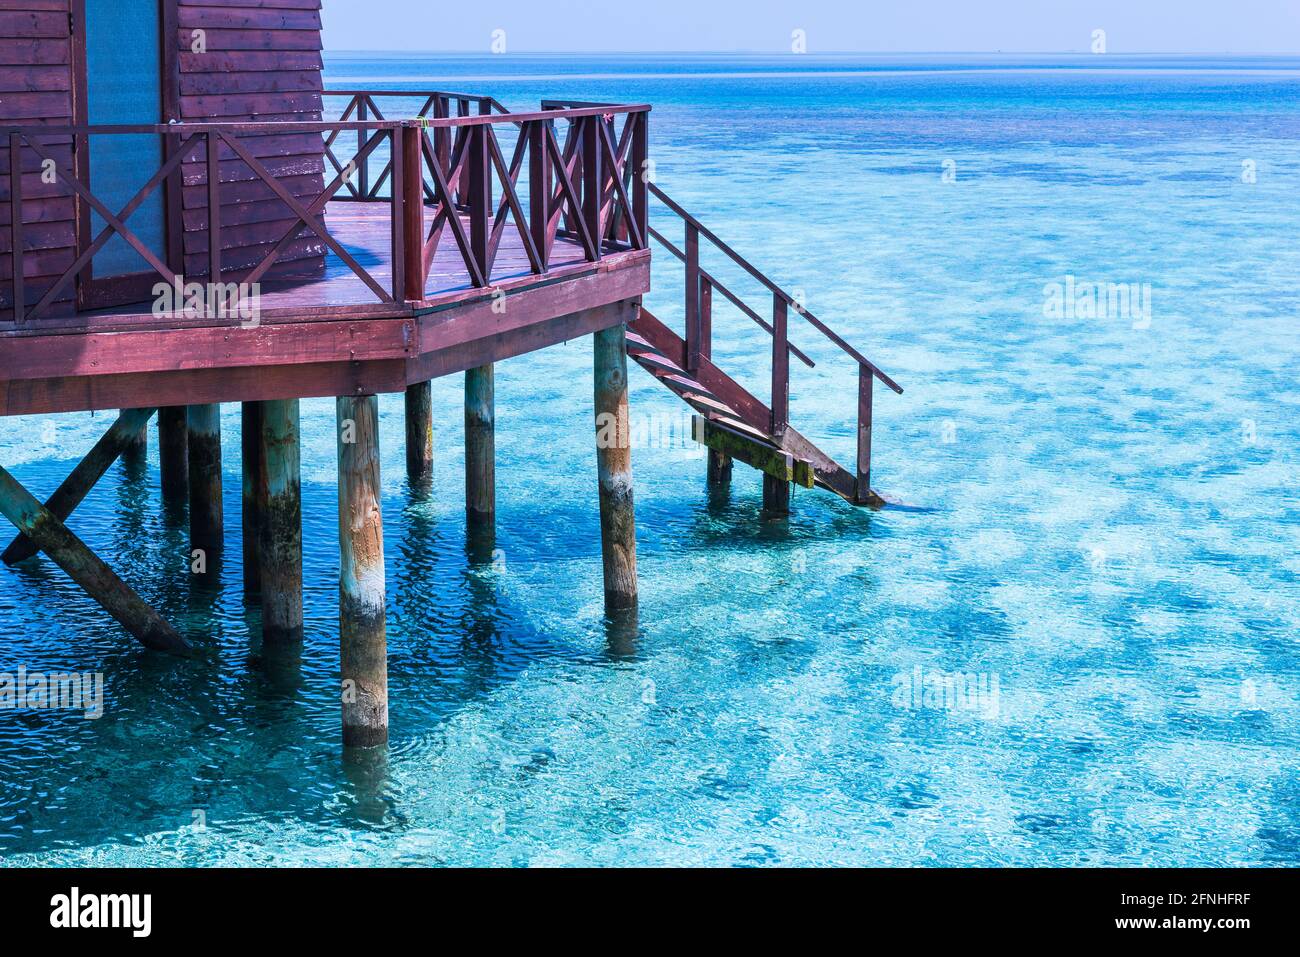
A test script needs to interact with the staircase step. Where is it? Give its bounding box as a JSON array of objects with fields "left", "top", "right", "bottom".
[
  {"left": 629, "top": 348, "right": 685, "bottom": 375},
  {"left": 676, "top": 390, "right": 734, "bottom": 416},
  {"left": 624, "top": 330, "right": 660, "bottom": 352},
  {"left": 651, "top": 369, "right": 719, "bottom": 398},
  {"left": 704, "top": 411, "right": 777, "bottom": 445}
]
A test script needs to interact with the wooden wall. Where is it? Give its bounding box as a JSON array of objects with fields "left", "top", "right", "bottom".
[
  {"left": 176, "top": 0, "right": 328, "bottom": 281},
  {"left": 1, "top": 0, "right": 329, "bottom": 319},
  {"left": 0, "top": 1, "right": 77, "bottom": 315}
]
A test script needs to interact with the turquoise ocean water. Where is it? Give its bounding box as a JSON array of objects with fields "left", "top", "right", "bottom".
[{"left": 2, "top": 55, "right": 1298, "bottom": 866}]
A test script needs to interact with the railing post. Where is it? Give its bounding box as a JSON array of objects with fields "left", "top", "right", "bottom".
[
  {"left": 398, "top": 124, "right": 424, "bottom": 301},
  {"left": 631, "top": 111, "right": 648, "bottom": 247},
  {"left": 528, "top": 120, "right": 551, "bottom": 270},
  {"left": 455, "top": 97, "right": 472, "bottom": 205},
  {"left": 468, "top": 122, "right": 491, "bottom": 284},
  {"left": 771, "top": 294, "right": 789, "bottom": 437},
  {"left": 561, "top": 117, "right": 580, "bottom": 240},
  {"left": 478, "top": 98, "right": 494, "bottom": 212},
  {"left": 206, "top": 131, "right": 221, "bottom": 282},
  {"left": 603, "top": 114, "right": 624, "bottom": 245},
  {"left": 699, "top": 276, "right": 713, "bottom": 365},
  {"left": 434, "top": 96, "right": 450, "bottom": 181},
  {"left": 356, "top": 96, "right": 369, "bottom": 199},
  {"left": 684, "top": 221, "right": 700, "bottom": 371},
  {"left": 581, "top": 116, "right": 602, "bottom": 260},
  {"left": 856, "top": 365, "right": 873, "bottom": 504},
  {"left": 9, "top": 133, "right": 23, "bottom": 324}
]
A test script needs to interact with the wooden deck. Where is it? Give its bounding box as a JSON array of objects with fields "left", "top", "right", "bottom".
[
  {"left": 1, "top": 200, "right": 603, "bottom": 335},
  {"left": 1, "top": 98, "right": 655, "bottom": 417},
  {"left": 0, "top": 199, "right": 649, "bottom": 416}
]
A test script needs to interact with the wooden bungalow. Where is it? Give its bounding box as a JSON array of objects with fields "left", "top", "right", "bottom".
[{"left": 0, "top": 0, "right": 901, "bottom": 746}]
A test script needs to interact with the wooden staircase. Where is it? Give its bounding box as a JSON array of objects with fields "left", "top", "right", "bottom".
[{"left": 628, "top": 185, "right": 903, "bottom": 508}]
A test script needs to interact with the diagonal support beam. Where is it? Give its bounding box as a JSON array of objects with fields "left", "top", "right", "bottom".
[
  {"left": 0, "top": 463, "right": 191, "bottom": 655},
  {"left": 2, "top": 408, "right": 158, "bottom": 566}
]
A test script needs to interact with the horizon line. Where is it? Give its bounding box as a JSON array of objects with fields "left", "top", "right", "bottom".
[{"left": 323, "top": 49, "right": 1300, "bottom": 57}]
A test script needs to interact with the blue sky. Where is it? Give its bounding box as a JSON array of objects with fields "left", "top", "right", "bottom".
[{"left": 321, "top": 0, "right": 1300, "bottom": 53}]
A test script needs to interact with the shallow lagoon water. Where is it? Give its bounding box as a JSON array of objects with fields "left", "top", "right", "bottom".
[{"left": 1, "top": 55, "right": 1297, "bottom": 866}]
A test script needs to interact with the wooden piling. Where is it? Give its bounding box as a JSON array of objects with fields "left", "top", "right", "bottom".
[
  {"left": 240, "top": 402, "right": 263, "bottom": 599},
  {"left": 404, "top": 382, "right": 434, "bottom": 486},
  {"left": 707, "top": 448, "right": 733, "bottom": 487},
  {"left": 3, "top": 407, "right": 157, "bottom": 566},
  {"left": 593, "top": 324, "right": 638, "bottom": 609},
  {"left": 0, "top": 464, "right": 191, "bottom": 655},
  {"left": 465, "top": 365, "right": 495, "bottom": 540},
  {"left": 187, "top": 404, "right": 223, "bottom": 567},
  {"left": 158, "top": 406, "right": 189, "bottom": 502},
  {"left": 762, "top": 474, "right": 791, "bottom": 516},
  {"left": 121, "top": 410, "right": 148, "bottom": 471},
  {"left": 257, "top": 399, "right": 303, "bottom": 644},
  {"left": 337, "top": 394, "right": 388, "bottom": 748}
]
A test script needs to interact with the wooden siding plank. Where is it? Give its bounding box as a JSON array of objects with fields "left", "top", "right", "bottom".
[
  {"left": 0, "top": 64, "right": 72, "bottom": 92},
  {"left": 177, "top": 7, "right": 322, "bottom": 30},
  {"left": 179, "top": 69, "right": 322, "bottom": 96},
  {"left": 174, "top": 28, "right": 323, "bottom": 51},
  {"left": 0, "top": 90, "right": 73, "bottom": 119},
  {"left": 181, "top": 0, "right": 320, "bottom": 9},
  {"left": 178, "top": 50, "right": 323, "bottom": 73},
  {"left": 179, "top": 153, "right": 326, "bottom": 189},
  {"left": 0, "top": 12, "right": 67, "bottom": 38},
  {"left": 179, "top": 173, "right": 324, "bottom": 209},
  {"left": 179, "top": 91, "right": 323, "bottom": 116},
  {"left": 0, "top": 38, "right": 71, "bottom": 67}
]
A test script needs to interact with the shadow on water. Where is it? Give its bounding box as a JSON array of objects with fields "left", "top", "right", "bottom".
[{"left": 391, "top": 480, "right": 614, "bottom": 706}]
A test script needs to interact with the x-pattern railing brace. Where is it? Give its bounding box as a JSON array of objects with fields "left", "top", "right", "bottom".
[
  {"left": 18, "top": 132, "right": 201, "bottom": 322},
  {"left": 222, "top": 129, "right": 394, "bottom": 302}
]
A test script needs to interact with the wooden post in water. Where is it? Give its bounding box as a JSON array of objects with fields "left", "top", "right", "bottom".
[
  {"left": 158, "top": 407, "right": 189, "bottom": 503},
  {"left": 257, "top": 399, "right": 303, "bottom": 643},
  {"left": 337, "top": 395, "right": 388, "bottom": 748},
  {"left": 465, "top": 365, "right": 495, "bottom": 546},
  {"left": 593, "top": 323, "right": 638, "bottom": 609},
  {"left": 762, "top": 474, "right": 791, "bottom": 516},
  {"left": 241, "top": 402, "right": 263, "bottom": 599},
  {"left": 121, "top": 409, "right": 148, "bottom": 471},
  {"left": 707, "top": 449, "right": 733, "bottom": 487},
  {"left": 187, "top": 404, "right": 223, "bottom": 574},
  {"left": 0, "top": 464, "right": 191, "bottom": 655},
  {"left": 2, "top": 407, "right": 157, "bottom": 566},
  {"left": 405, "top": 382, "right": 434, "bottom": 486}
]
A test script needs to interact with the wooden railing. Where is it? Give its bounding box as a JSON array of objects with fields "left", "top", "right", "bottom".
[
  {"left": 4, "top": 117, "right": 406, "bottom": 322},
  {"left": 4, "top": 99, "right": 651, "bottom": 322},
  {"left": 647, "top": 184, "right": 903, "bottom": 504},
  {"left": 324, "top": 90, "right": 650, "bottom": 293},
  {"left": 323, "top": 89, "right": 507, "bottom": 203},
  {"left": 409, "top": 103, "right": 649, "bottom": 294}
]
